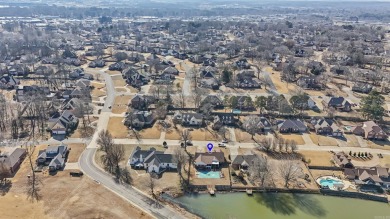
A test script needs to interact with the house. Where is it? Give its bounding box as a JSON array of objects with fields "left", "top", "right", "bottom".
[
  {"left": 242, "top": 116, "right": 272, "bottom": 134},
  {"left": 194, "top": 151, "right": 225, "bottom": 170},
  {"left": 125, "top": 111, "right": 155, "bottom": 129},
  {"left": 37, "top": 143, "right": 68, "bottom": 171},
  {"left": 122, "top": 67, "right": 150, "bottom": 87},
  {"left": 201, "top": 95, "right": 224, "bottom": 109},
  {"left": 344, "top": 167, "right": 390, "bottom": 189},
  {"left": 352, "top": 121, "right": 387, "bottom": 140},
  {"left": 88, "top": 59, "right": 105, "bottom": 68},
  {"left": 352, "top": 82, "right": 373, "bottom": 94},
  {"left": 130, "top": 95, "right": 156, "bottom": 110},
  {"left": 235, "top": 96, "right": 255, "bottom": 111},
  {"left": 311, "top": 118, "right": 343, "bottom": 137},
  {"left": 200, "top": 78, "right": 219, "bottom": 89},
  {"left": 322, "top": 97, "right": 351, "bottom": 112},
  {"left": 234, "top": 70, "right": 260, "bottom": 89},
  {"left": 0, "top": 148, "right": 27, "bottom": 176},
  {"left": 278, "top": 119, "right": 307, "bottom": 133},
  {"left": 296, "top": 76, "right": 322, "bottom": 90},
  {"left": 109, "top": 62, "right": 128, "bottom": 71},
  {"left": 232, "top": 154, "right": 257, "bottom": 170},
  {"left": 162, "top": 66, "right": 179, "bottom": 75},
  {"left": 129, "top": 147, "right": 177, "bottom": 174},
  {"left": 235, "top": 59, "right": 250, "bottom": 69},
  {"left": 213, "top": 113, "right": 235, "bottom": 130},
  {"left": 332, "top": 152, "right": 354, "bottom": 168},
  {"left": 47, "top": 110, "right": 78, "bottom": 135},
  {"left": 0, "top": 74, "right": 19, "bottom": 89},
  {"left": 173, "top": 112, "right": 203, "bottom": 126}
]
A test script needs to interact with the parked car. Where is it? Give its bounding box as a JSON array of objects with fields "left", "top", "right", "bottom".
[{"left": 218, "top": 143, "right": 226, "bottom": 147}]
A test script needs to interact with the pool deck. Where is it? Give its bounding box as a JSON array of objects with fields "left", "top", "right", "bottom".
[{"left": 316, "top": 176, "right": 351, "bottom": 191}]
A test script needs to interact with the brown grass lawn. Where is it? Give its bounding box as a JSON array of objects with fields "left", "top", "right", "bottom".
[
  {"left": 138, "top": 123, "right": 162, "bottom": 139},
  {"left": 368, "top": 140, "right": 390, "bottom": 151},
  {"left": 279, "top": 134, "right": 305, "bottom": 145},
  {"left": 344, "top": 134, "right": 360, "bottom": 147},
  {"left": 67, "top": 143, "right": 86, "bottom": 163},
  {"left": 379, "top": 155, "right": 390, "bottom": 168},
  {"left": 166, "top": 128, "right": 182, "bottom": 140},
  {"left": 115, "top": 87, "right": 128, "bottom": 92},
  {"left": 106, "top": 70, "right": 121, "bottom": 75},
  {"left": 92, "top": 81, "right": 105, "bottom": 89},
  {"left": 234, "top": 129, "right": 266, "bottom": 143},
  {"left": 0, "top": 147, "right": 152, "bottom": 219},
  {"left": 112, "top": 95, "right": 133, "bottom": 114},
  {"left": 299, "top": 150, "right": 334, "bottom": 166},
  {"left": 309, "top": 133, "right": 338, "bottom": 146},
  {"left": 191, "top": 128, "right": 218, "bottom": 141},
  {"left": 107, "top": 117, "right": 129, "bottom": 138},
  {"left": 265, "top": 67, "right": 297, "bottom": 94},
  {"left": 112, "top": 75, "right": 127, "bottom": 87}
]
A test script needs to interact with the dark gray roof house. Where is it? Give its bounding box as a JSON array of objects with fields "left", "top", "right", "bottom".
[
  {"left": 0, "top": 148, "right": 27, "bottom": 176},
  {"left": 232, "top": 154, "right": 257, "bottom": 170},
  {"left": 278, "top": 119, "right": 307, "bottom": 133},
  {"left": 129, "top": 147, "right": 177, "bottom": 173}
]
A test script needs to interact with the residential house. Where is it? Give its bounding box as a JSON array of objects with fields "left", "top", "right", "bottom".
[
  {"left": 278, "top": 119, "right": 307, "bottom": 133},
  {"left": 332, "top": 152, "right": 354, "bottom": 168},
  {"left": 235, "top": 96, "right": 255, "bottom": 111},
  {"left": 0, "top": 148, "right": 27, "bottom": 176},
  {"left": 15, "top": 85, "right": 51, "bottom": 102},
  {"left": 162, "top": 66, "right": 179, "bottom": 75},
  {"left": 322, "top": 97, "right": 352, "bottom": 112},
  {"left": 232, "top": 154, "right": 257, "bottom": 170},
  {"left": 194, "top": 151, "right": 225, "bottom": 170},
  {"left": 235, "top": 59, "right": 250, "bottom": 69},
  {"left": 47, "top": 110, "right": 78, "bottom": 135},
  {"left": 311, "top": 118, "right": 343, "bottom": 137},
  {"left": 0, "top": 74, "right": 19, "bottom": 89},
  {"left": 213, "top": 113, "right": 235, "bottom": 130},
  {"left": 344, "top": 167, "right": 390, "bottom": 189},
  {"left": 352, "top": 121, "right": 387, "bottom": 140},
  {"left": 352, "top": 82, "right": 373, "bottom": 94},
  {"left": 242, "top": 116, "right": 272, "bottom": 133},
  {"left": 125, "top": 111, "right": 155, "bottom": 129},
  {"left": 88, "top": 59, "right": 105, "bottom": 68},
  {"left": 200, "top": 95, "right": 224, "bottom": 109},
  {"left": 37, "top": 143, "right": 68, "bottom": 171},
  {"left": 109, "top": 62, "right": 128, "bottom": 71},
  {"left": 234, "top": 70, "right": 260, "bottom": 89},
  {"left": 130, "top": 95, "right": 156, "bottom": 110},
  {"left": 173, "top": 112, "right": 203, "bottom": 126},
  {"left": 122, "top": 67, "right": 150, "bottom": 87},
  {"left": 129, "top": 147, "right": 177, "bottom": 174},
  {"left": 296, "top": 76, "right": 322, "bottom": 90}
]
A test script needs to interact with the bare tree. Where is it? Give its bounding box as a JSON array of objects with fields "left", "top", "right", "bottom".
[
  {"left": 249, "top": 155, "right": 273, "bottom": 190},
  {"left": 148, "top": 174, "right": 157, "bottom": 200},
  {"left": 192, "top": 88, "right": 209, "bottom": 109},
  {"left": 25, "top": 142, "right": 42, "bottom": 201},
  {"left": 173, "top": 146, "right": 187, "bottom": 186},
  {"left": 290, "top": 140, "right": 298, "bottom": 153},
  {"left": 257, "top": 138, "right": 273, "bottom": 152},
  {"left": 278, "top": 160, "right": 303, "bottom": 188},
  {"left": 97, "top": 130, "right": 114, "bottom": 153},
  {"left": 181, "top": 129, "right": 193, "bottom": 187}
]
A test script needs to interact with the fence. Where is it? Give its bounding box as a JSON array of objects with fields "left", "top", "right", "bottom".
[
  {"left": 320, "top": 189, "right": 389, "bottom": 203},
  {"left": 308, "top": 166, "right": 343, "bottom": 171}
]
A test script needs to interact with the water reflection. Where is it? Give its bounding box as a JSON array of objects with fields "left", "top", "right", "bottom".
[{"left": 255, "top": 193, "right": 327, "bottom": 217}]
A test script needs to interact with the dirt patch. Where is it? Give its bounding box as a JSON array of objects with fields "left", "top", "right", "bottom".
[
  {"left": 309, "top": 133, "right": 338, "bottom": 146},
  {"left": 112, "top": 75, "right": 127, "bottom": 87},
  {"left": 107, "top": 117, "right": 129, "bottom": 138},
  {"left": 279, "top": 134, "right": 305, "bottom": 145},
  {"left": 112, "top": 95, "right": 132, "bottom": 114},
  {"left": 299, "top": 150, "right": 334, "bottom": 166},
  {"left": 67, "top": 143, "right": 86, "bottom": 163}
]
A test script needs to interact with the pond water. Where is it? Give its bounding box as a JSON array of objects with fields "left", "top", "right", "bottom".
[{"left": 174, "top": 192, "right": 390, "bottom": 219}]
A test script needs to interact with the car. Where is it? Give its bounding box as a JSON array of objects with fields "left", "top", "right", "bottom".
[
  {"left": 108, "top": 105, "right": 112, "bottom": 109},
  {"left": 218, "top": 143, "right": 226, "bottom": 147},
  {"left": 186, "top": 141, "right": 193, "bottom": 146},
  {"left": 221, "top": 140, "right": 228, "bottom": 144}
]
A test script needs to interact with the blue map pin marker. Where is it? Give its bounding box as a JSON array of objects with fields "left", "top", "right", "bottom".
[{"left": 207, "top": 143, "right": 214, "bottom": 152}]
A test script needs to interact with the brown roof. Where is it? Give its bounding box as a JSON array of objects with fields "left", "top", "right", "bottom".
[{"left": 194, "top": 152, "right": 225, "bottom": 165}]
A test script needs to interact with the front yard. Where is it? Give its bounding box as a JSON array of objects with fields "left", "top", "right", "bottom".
[
  {"left": 107, "top": 117, "right": 129, "bottom": 138},
  {"left": 309, "top": 133, "right": 338, "bottom": 146},
  {"left": 279, "top": 134, "right": 305, "bottom": 145}
]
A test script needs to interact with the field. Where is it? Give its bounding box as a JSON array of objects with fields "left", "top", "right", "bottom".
[
  {"left": 234, "top": 129, "right": 266, "bottom": 143},
  {"left": 112, "top": 75, "right": 127, "bottom": 87},
  {"left": 299, "top": 150, "right": 334, "bottom": 166},
  {"left": 67, "top": 143, "right": 86, "bottom": 163},
  {"left": 264, "top": 67, "right": 297, "bottom": 94},
  {"left": 309, "top": 133, "right": 338, "bottom": 146},
  {"left": 112, "top": 95, "right": 133, "bottom": 114},
  {"left": 190, "top": 127, "right": 218, "bottom": 141},
  {"left": 0, "top": 145, "right": 152, "bottom": 219},
  {"left": 279, "top": 134, "right": 305, "bottom": 145},
  {"left": 137, "top": 123, "right": 162, "bottom": 139},
  {"left": 107, "top": 117, "right": 129, "bottom": 138}
]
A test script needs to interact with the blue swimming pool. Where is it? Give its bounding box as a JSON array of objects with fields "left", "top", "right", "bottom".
[
  {"left": 197, "top": 171, "right": 220, "bottom": 179},
  {"left": 319, "top": 178, "right": 344, "bottom": 189}
]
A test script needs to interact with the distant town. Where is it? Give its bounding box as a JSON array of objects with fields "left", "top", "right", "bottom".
[{"left": 0, "top": 1, "right": 390, "bottom": 219}]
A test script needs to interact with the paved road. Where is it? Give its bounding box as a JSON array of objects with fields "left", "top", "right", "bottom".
[{"left": 80, "top": 148, "right": 186, "bottom": 219}]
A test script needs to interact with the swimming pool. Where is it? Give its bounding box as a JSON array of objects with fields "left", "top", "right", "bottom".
[
  {"left": 318, "top": 177, "right": 345, "bottom": 190},
  {"left": 197, "top": 171, "right": 220, "bottom": 179}
]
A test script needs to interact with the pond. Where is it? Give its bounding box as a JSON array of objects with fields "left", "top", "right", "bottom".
[{"left": 174, "top": 192, "right": 390, "bottom": 219}]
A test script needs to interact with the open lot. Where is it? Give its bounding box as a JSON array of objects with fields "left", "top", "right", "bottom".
[
  {"left": 309, "top": 133, "right": 338, "bottom": 146},
  {"left": 190, "top": 127, "right": 218, "bottom": 141},
  {"left": 299, "top": 150, "right": 334, "bottom": 166},
  {"left": 279, "top": 134, "right": 305, "bottom": 145},
  {"left": 67, "top": 143, "right": 86, "bottom": 163},
  {"left": 368, "top": 140, "right": 390, "bottom": 151},
  {"left": 112, "top": 75, "right": 127, "bottom": 87},
  {"left": 107, "top": 117, "right": 129, "bottom": 138},
  {"left": 112, "top": 95, "right": 133, "bottom": 114},
  {"left": 234, "top": 129, "right": 266, "bottom": 143},
  {"left": 137, "top": 123, "right": 162, "bottom": 139}
]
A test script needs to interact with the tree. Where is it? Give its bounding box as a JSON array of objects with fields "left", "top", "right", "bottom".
[
  {"left": 290, "top": 140, "right": 298, "bottom": 153},
  {"left": 278, "top": 160, "right": 303, "bottom": 188},
  {"left": 173, "top": 147, "right": 187, "bottom": 186},
  {"left": 243, "top": 116, "right": 262, "bottom": 140},
  {"left": 192, "top": 88, "right": 209, "bottom": 109},
  {"left": 259, "top": 138, "right": 273, "bottom": 152},
  {"left": 148, "top": 174, "right": 157, "bottom": 200},
  {"left": 254, "top": 96, "right": 267, "bottom": 114},
  {"left": 221, "top": 68, "right": 232, "bottom": 84},
  {"left": 249, "top": 155, "right": 272, "bottom": 190},
  {"left": 97, "top": 130, "right": 114, "bottom": 153},
  {"left": 114, "top": 52, "right": 128, "bottom": 62},
  {"left": 289, "top": 94, "right": 309, "bottom": 114},
  {"left": 360, "top": 90, "right": 385, "bottom": 121},
  {"left": 181, "top": 129, "right": 193, "bottom": 187}
]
